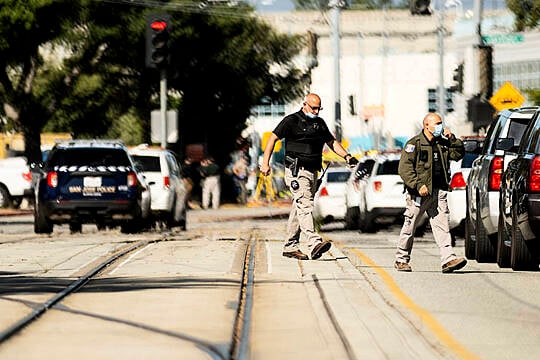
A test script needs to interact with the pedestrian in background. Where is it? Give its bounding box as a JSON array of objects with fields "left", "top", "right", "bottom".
[
  {"left": 199, "top": 156, "right": 221, "bottom": 209},
  {"left": 395, "top": 112, "right": 467, "bottom": 273},
  {"left": 181, "top": 157, "right": 196, "bottom": 209},
  {"left": 260, "top": 93, "right": 358, "bottom": 260},
  {"left": 232, "top": 156, "right": 249, "bottom": 204}
]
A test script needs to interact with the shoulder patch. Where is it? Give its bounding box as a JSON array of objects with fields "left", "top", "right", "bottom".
[{"left": 405, "top": 144, "right": 416, "bottom": 153}]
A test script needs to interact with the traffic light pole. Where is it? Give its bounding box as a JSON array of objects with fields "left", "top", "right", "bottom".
[
  {"left": 330, "top": 0, "right": 343, "bottom": 142},
  {"left": 160, "top": 68, "right": 167, "bottom": 149},
  {"left": 437, "top": 1, "right": 446, "bottom": 116}
]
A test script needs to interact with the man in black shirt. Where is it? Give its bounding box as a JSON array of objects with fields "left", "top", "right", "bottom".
[{"left": 260, "top": 93, "right": 358, "bottom": 260}]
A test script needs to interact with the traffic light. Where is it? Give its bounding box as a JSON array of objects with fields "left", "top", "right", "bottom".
[
  {"left": 146, "top": 13, "right": 171, "bottom": 68},
  {"left": 410, "top": 0, "right": 431, "bottom": 15},
  {"left": 452, "top": 63, "right": 464, "bottom": 93},
  {"left": 428, "top": 88, "right": 437, "bottom": 112}
]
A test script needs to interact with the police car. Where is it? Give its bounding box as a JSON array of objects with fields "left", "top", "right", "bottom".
[{"left": 33, "top": 140, "right": 151, "bottom": 234}]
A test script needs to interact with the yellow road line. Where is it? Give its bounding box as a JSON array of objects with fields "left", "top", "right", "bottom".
[{"left": 350, "top": 248, "right": 479, "bottom": 360}]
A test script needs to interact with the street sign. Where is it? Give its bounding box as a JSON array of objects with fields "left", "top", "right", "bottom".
[
  {"left": 482, "top": 34, "right": 523, "bottom": 45},
  {"left": 489, "top": 82, "right": 525, "bottom": 111}
]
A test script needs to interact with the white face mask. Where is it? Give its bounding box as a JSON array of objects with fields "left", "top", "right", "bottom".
[{"left": 306, "top": 112, "right": 317, "bottom": 119}]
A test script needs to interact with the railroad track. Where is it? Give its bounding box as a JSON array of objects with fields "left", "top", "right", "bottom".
[{"left": 0, "top": 231, "right": 259, "bottom": 360}]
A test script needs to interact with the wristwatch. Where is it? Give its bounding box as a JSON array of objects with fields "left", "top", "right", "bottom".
[{"left": 344, "top": 153, "right": 352, "bottom": 160}]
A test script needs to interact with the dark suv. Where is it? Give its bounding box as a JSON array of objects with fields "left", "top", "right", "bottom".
[
  {"left": 465, "top": 107, "right": 538, "bottom": 262},
  {"left": 498, "top": 109, "right": 540, "bottom": 270},
  {"left": 33, "top": 140, "right": 151, "bottom": 234}
]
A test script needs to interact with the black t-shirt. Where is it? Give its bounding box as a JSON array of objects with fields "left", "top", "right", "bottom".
[
  {"left": 273, "top": 110, "right": 334, "bottom": 170},
  {"left": 432, "top": 141, "right": 447, "bottom": 190}
]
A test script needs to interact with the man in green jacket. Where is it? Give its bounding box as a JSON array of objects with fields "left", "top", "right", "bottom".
[{"left": 395, "top": 112, "right": 467, "bottom": 273}]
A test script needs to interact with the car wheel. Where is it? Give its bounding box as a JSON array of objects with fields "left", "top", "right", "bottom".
[
  {"left": 0, "top": 185, "right": 12, "bottom": 208},
  {"left": 510, "top": 206, "right": 538, "bottom": 271},
  {"left": 475, "top": 200, "right": 496, "bottom": 262},
  {"left": 359, "top": 208, "right": 376, "bottom": 233},
  {"left": 69, "top": 222, "right": 82, "bottom": 233},
  {"left": 464, "top": 193, "right": 475, "bottom": 260},
  {"left": 496, "top": 212, "right": 511, "bottom": 268},
  {"left": 34, "top": 201, "right": 53, "bottom": 234},
  {"left": 96, "top": 221, "right": 107, "bottom": 231},
  {"left": 345, "top": 206, "right": 360, "bottom": 230}
]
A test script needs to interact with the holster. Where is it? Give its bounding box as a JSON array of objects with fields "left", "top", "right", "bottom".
[{"left": 285, "top": 155, "right": 299, "bottom": 177}]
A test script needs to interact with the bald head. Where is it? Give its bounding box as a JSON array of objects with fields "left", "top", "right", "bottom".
[
  {"left": 423, "top": 112, "right": 443, "bottom": 140},
  {"left": 303, "top": 93, "right": 323, "bottom": 117},
  {"left": 423, "top": 113, "right": 442, "bottom": 127}
]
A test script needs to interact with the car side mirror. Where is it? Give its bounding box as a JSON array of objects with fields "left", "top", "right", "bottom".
[{"left": 495, "top": 138, "right": 515, "bottom": 152}]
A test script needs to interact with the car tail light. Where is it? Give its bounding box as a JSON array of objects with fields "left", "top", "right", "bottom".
[
  {"left": 450, "top": 172, "right": 466, "bottom": 190},
  {"left": 22, "top": 171, "right": 32, "bottom": 182},
  {"left": 319, "top": 187, "right": 329, "bottom": 196},
  {"left": 127, "top": 172, "right": 137, "bottom": 187},
  {"left": 489, "top": 156, "right": 503, "bottom": 191},
  {"left": 529, "top": 156, "right": 540, "bottom": 193},
  {"left": 163, "top": 176, "right": 170, "bottom": 188},
  {"left": 373, "top": 181, "right": 383, "bottom": 192},
  {"left": 47, "top": 171, "right": 58, "bottom": 188}
]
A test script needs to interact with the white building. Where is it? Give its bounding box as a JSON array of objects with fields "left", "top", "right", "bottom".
[{"left": 251, "top": 7, "right": 537, "bottom": 154}]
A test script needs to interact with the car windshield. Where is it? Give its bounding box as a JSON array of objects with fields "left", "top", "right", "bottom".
[
  {"left": 49, "top": 148, "right": 131, "bottom": 167},
  {"left": 377, "top": 159, "right": 399, "bottom": 175},
  {"left": 327, "top": 171, "right": 350, "bottom": 182},
  {"left": 132, "top": 155, "right": 161, "bottom": 171}
]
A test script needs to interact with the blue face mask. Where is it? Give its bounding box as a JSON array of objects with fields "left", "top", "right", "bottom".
[
  {"left": 306, "top": 112, "right": 317, "bottom": 119},
  {"left": 432, "top": 124, "right": 443, "bottom": 137}
]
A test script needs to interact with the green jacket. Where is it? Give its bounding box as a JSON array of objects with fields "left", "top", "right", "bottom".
[{"left": 398, "top": 131, "right": 465, "bottom": 196}]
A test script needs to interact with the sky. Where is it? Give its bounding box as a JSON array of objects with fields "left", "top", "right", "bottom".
[{"left": 252, "top": 0, "right": 508, "bottom": 13}]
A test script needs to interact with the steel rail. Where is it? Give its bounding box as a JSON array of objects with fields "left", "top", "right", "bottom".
[{"left": 229, "top": 235, "right": 256, "bottom": 360}]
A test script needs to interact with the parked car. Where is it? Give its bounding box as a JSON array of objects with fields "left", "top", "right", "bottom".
[
  {"left": 33, "top": 139, "right": 151, "bottom": 234},
  {"left": 129, "top": 145, "right": 187, "bottom": 230},
  {"left": 465, "top": 106, "right": 539, "bottom": 262},
  {"left": 355, "top": 152, "right": 406, "bottom": 233},
  {"left": 344, "top": 155, "right": 376, "bottom": 229},
  {"left": 313, "top": 163, "right": 352, "bottom": 225},
  {"left": 447, "top": 136, "right": 485, "bottom": 237},
  {"left": 497, "top": 108, "right": 540, "bottom": 270},
  {"left": 0, "top": 156, "right": 33, "bottom": 208}
]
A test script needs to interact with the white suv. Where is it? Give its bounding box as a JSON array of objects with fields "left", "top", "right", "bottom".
[{"left": 129, "top": 145, "right": 187, "bottom": 230}]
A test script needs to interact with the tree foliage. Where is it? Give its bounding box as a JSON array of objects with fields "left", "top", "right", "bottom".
[
  {"left": 0, "top": 0, "right": 310, "bottom": 165},
  {"left": 507, "top": 0, "right": 540, "bottom": 31},
  {"left": 525, "top": 89, "right": 540, "bottom": 105},
  {"left": 294, "top": 0, "right": 404, "bottom": 11}
]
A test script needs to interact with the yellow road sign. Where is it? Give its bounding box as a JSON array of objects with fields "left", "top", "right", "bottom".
[{"left": 489, "top": 82, "right": 525, "bottom": 111}]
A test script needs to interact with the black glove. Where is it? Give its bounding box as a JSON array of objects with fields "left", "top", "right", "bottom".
[{"left": 346, "top": 156, "right": 359, "bottom": 167}]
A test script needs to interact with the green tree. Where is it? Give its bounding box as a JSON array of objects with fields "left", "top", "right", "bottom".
[
  {"left": 294, "top": 0, "right": 402, "bottom": 11},
  {"left": 0, "top": 0, "right": 81, "bottom": 163},
  {"left": 1, "top": 1, "right": 309, "bottom": 165},
  {"left": 507, "top": 0, "right": 540, "bottom": 31},
  {"left": 525, "top": 89, "right": 540, "bottom": 105}
]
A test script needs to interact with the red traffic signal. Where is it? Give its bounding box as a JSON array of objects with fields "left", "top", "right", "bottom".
[
  {"left": 145, "top": 14, "right": 171, "bottom": 68},
  {"left": 150, "top": 21, "right": 167, "bottom": 32}
]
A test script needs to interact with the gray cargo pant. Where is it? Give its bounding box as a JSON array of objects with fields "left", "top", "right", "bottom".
[
  {"left": 283, "top": 167, "right": 322, "bottom": 253},
  {"left": 396, "top": 189, "right": 458, "bottom": 266}
]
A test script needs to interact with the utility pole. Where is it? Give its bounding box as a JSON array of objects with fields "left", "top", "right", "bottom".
[
  {"left": 437, "top": 0, "right": 446, "bottom": 116},
  {"left": 329, "top": 0, "right": 345, "bottom": 142},
  {"left": 160, "top": 69, "right": 167, "bottom": 149}
]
